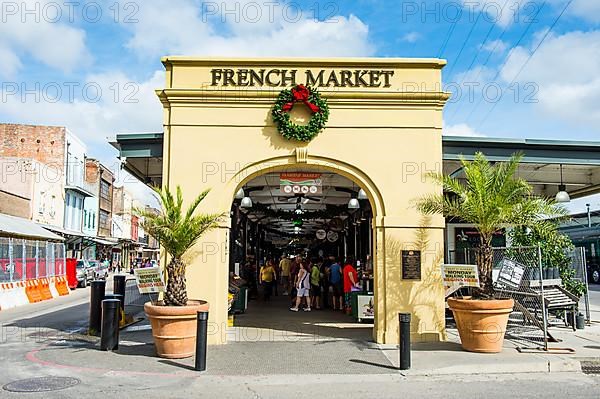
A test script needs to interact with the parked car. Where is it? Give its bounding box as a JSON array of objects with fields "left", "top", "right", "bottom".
[
  {"left": 94, "top": 260, "right": 110, "bottom": 280},
  {"left": 75, "top": 260, "right": 94, "bottom": 288}
]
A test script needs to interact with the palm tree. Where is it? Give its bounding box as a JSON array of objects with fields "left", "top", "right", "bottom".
[
  {"left": 136, "top": 186, "right": 223, "bottom": 306},
  {"left": 416, "top": 152, "right": 567, "bottom": 296}
]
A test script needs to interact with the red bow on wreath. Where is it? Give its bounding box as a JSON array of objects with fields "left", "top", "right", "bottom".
[{"left": 282, "top": 85, "right": 321, "bottom": 113}]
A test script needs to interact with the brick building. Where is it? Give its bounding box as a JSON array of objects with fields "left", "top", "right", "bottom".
[
  {"left": 0, "top": 123, "right": 93, "bottom": 258},
  {"left": 0, "top": 124, "right": 67, "bottom": 228}
]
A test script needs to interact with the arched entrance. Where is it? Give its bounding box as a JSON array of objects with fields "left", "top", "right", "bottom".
[{"left": 225, "top": 159, "right": 383, "bottom": 342}]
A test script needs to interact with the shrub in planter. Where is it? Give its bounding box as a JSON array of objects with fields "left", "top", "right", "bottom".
[
  {"left": 136, "top": 186, "right": 223, "bottom": 358},
  {"left": 417, "top": 152, "right": 566, "bottom": 353}
]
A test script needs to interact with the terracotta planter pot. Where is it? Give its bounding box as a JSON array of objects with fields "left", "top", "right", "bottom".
[
  {"left": 144, "top": 300, "right": 209, "bottom": 359},
  {"left": 447, "top": 297, "right": 514, "bottom": 353}
]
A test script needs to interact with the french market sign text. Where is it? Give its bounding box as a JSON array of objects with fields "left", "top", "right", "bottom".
[{"left": 210, "top": 68, "right": 395, "bottom": 88}]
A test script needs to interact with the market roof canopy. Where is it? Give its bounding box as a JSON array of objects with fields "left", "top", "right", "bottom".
[
  {"left": 0, "top": 213, "right": 64, "bottom": 241},
  {"left": 111, "top": 133, "right": 600, "bottom": 199}
]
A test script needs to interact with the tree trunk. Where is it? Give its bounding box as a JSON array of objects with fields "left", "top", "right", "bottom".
[
  {"left": 476, "top": 240, "right": 494, "bottom": 297},
  {"left": 164, "top": 257, "right": 188, "bottom": 306}
]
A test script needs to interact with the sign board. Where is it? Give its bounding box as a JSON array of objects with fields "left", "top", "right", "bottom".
[
  {"left": 442, "top": 264, "right": 480, "bottom": 288},
  {"left": 496, "top": 258, "right": 526, "bottom": 289},
  {"left": 401, "top": 250, "right": 421, "bottom": 280},
  {"left": 357, "top": 294, "right": 374, "bottom": 321},
  {"left": 133, "top": 267, "right": 165, "bottom": 294},
  {"left": 280, "top": 172, "right": 322, "bottom": 195}
]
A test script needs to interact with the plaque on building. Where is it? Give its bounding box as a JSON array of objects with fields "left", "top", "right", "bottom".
[{"left": 402, "top": 250, "right": 421, "bottom": 280}]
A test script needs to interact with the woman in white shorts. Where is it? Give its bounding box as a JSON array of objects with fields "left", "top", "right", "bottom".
[{"left": 290, "top": 262, "right": 312, "bottom": 312}]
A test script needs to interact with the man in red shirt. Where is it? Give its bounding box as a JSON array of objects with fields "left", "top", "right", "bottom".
[{"left": 342, "top": 257, "right": 359, "bottom": 312}]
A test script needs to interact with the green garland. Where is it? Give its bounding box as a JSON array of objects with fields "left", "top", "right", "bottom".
[{"left": 271, "top": 86, "right": 329, "bottom": 142}]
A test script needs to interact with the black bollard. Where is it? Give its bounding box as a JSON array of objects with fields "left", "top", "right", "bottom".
[
  {"left": 89, "top": 280, "right": 106, "bottom": 335},
  {"left": 113, "top": 275, "right": 126, "bottom": 313},
  {"left": 399, "top": 313, "right": 411, "bottom": 370},
  {"left": 195, "top": 311, "right": 209, "bottom": 372},
  {"left": 100, "top": 299, "right": 120, "bottom": 351}
]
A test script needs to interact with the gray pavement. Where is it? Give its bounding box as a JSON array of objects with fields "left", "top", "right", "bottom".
[{"left": 1, "top": 281, "right": 600, "bottom": 397}]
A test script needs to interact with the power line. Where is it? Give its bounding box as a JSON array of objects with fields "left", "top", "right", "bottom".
[
  {"left": 475, "top": 0, "right": 573, "bottom": 131},
  {"left": 464, "top": 0, "right": 550, "bottom": 124},
  {"left": 445, "top": 8, "right": 484, "bottom": 78},
  {"left": 437, "top": 19, "right": 459, "bottom": 58},
  {"left": 488, "top": 2, "right": 547, "bottom": 84},
  {"left": 446, "top": 0, "right": 511, "bottom": 121}
]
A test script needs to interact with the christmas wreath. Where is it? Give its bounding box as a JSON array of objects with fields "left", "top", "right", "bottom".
[{"left": 271, "top": 84, "right": 329, "bottom": 142}]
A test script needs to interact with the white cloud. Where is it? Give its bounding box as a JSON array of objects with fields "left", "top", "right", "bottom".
[
  {"left": 443, "top": 123, "right": 485, "bottom": 137},
  {"left": 500, "top": 30, "right": 600, "bottom": 126},
  {"left": 548, "top": 0, "right": 600, "bottom": 23},
  {"left": 401, "top": 32, "right": 421, "bottom": 43},
  {"left": 482, "top": 39, "right": 508, "bottom": 54},
  {"left": 0, "top": 0, "right": 90, "bottom": 77},
  {"left": 2, "top": 70, "right": 163, "bottom": 145},
  {"left": 453, "top": 65, "right": 496, "bottom": 85},
  {"left": 124, "top": 0, "right": 374, "bottom": 58}
]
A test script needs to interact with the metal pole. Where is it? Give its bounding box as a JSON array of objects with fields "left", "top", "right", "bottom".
[
  {"left": 581, "top": 247, "right": 591, "bottom": 323},
  {"left": 8, "top": 238, "right": 13, "bottom": 282},
  {"left": 195, "top": 311, "right": 209, "bottom": 371},
  {"left": 398, "top": 313, "right": 411, "bottom": 370},
  {"left": 586, "top": 203, "right": 591, "bottom": 228},
  {"left": 113, "top": 274, "right": 127, "bottom": 313},
  {"left": 89, "top": 280, "right": 106, "bottom": 335},
  {"left": 538, "top": 245, "right": 548, "bottom": 351},
  {"left": 100, "top": 299, "right": 120, "bottom": 351}
]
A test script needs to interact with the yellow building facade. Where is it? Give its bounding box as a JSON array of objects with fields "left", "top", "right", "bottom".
[{"left": 157, "top": 57, "right": 450, "bottom": 345}]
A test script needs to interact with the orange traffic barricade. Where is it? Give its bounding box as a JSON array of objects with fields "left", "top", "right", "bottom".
[
  {"left": 39, "top": 278, "right": 52, "bottom": 301},
  {"left": 26, "top": 280, "right": 43, "bottom": 303},
  {"left": 55, "top": 276, "right": 70, "bottom": 296}
]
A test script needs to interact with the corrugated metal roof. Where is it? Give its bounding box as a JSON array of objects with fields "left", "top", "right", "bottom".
[{"left": 0, "top": 214, "right": 64, "bottom": 241}]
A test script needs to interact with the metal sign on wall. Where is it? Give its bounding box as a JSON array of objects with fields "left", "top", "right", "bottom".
[
  {"left": 401, "top": 250, "right": 421, "bottom": 280},
  {"left": 280, "top": 172, "right": 322, "bottom": 195}
]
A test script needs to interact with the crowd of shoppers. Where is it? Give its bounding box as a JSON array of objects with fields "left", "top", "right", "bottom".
[{"left": 256, "top": 253, "right": 362, "bottom": 313}]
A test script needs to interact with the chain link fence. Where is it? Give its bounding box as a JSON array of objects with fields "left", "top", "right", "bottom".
[
  {"left": 449, "top": 245, "right": 586, "bottom": 351},
  {"left": 0, "top": 237, "right": 66, "bottom": 282}
]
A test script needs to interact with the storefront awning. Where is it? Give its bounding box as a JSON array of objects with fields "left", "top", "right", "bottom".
[
  {"left": 37, "top": 223, "right": 85, "bottom": 238},
  {"left": 0, "top": 214, "right": 64, "bottom": 241},
  {"left": 89, "top": 237, "right": 120, "bottom": 246}
]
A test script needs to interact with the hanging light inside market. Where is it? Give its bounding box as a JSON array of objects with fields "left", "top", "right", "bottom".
[
  {"left": 235, "top": 188, "right": 245, "bottom": 200},
  {"left": 348, "top": 197, "right": 360, "bottom": 209},
  {"left": 358, "top": 188, "right": 368, "bottom": 200},
  {"left": 555, "top": 164, "right": 570, "bottom": 203},
  {"left": 240, "top": 195, "right": 253, "bottom": 208}
]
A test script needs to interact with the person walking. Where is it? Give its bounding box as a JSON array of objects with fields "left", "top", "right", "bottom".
[
  {"left": 290, "top": 262, "right": 311, "bottom": 312},
  {"left": 259, "top": 260, "right": 276, "bottom": 301},
  {"left": 272, "top": 258, "right": 279, "bottom": 296},
  {"left": 329, "top": 257, "right": 343, "bottom": 311},
  {"left": 279, "top": 255, "right": 291, "bottom": 295},
  {"left": 343, "top": 257, "right": 360, "bottom": 313},
  {"left": 310, "top": 259, "right": 322, "bottom": 310},
  {"left": 320, "top": 256, "right": 333, "bottom": 309}
]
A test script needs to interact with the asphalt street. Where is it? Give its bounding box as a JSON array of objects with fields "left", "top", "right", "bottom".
[{"left": 0, "top": 283, "right": 599, "bottom": 397}]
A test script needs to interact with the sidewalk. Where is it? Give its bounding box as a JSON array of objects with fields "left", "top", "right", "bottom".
[{"left": 21, "top": 293, "right": 600, "bottom": 378}]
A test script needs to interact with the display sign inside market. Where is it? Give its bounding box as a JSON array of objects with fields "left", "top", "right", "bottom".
[
  {"left": 441, "top": 264, "right": 480, "bottom": 288},
  {"left": 280, "top": 172, "right": 322, "bottom": 195},
  {"left": 133, "top": 267, "right": 166, "bottom": 294}
]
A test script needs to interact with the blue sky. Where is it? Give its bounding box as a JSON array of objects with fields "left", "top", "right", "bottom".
[{"left": 1, "top": 0, "right": 599, "bottom": 205}]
